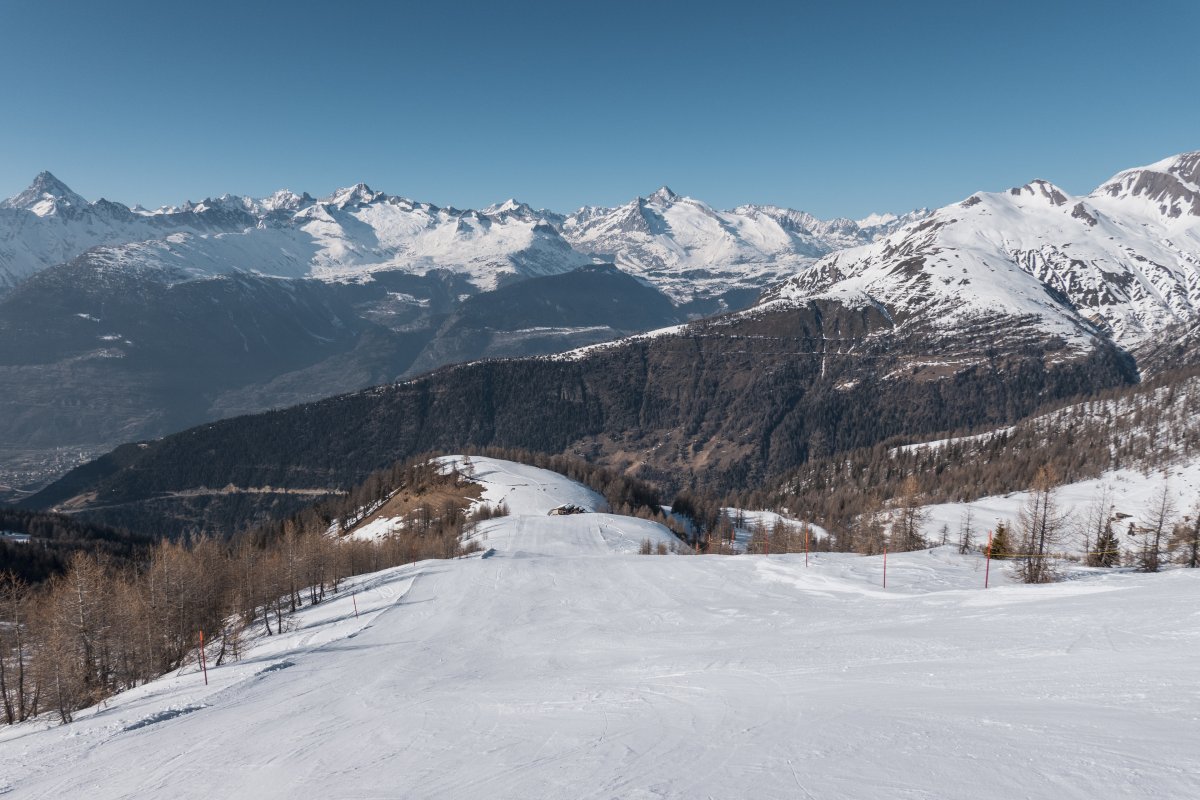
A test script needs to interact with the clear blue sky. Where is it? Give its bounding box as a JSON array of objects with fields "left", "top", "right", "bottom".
[{"left": 1, "top": 0, "right": 1196, "bottom": 218}]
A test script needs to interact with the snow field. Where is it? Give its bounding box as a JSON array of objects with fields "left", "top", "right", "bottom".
[
  {"left": 3, "top": 460, "right": 1197, "bottom": 798},
  {"left": 920, "top": 459, "right": 1200, "bottom": 555},
  {"left": 2, "top": 540, "right": 1197, "bottom": 797},
  {"left": 436, "top": 455, "right": 609, "bottom": 516}
]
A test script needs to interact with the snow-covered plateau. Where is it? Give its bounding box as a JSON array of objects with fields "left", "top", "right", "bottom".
[{"left": 2, "top": 459, "right": 1197, "bottom": 799}]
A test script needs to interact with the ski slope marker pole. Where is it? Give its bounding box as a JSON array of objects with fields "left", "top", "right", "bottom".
[
  {"left": 984, "top": 530, "right": 993, "bottom": 589},
  {"left": 199, "top": 630, "right": 209, "bottom": 686},
  {"left": 353, "top": 593, "right": 359, "bottom": 619},
  {"left": 805, "top": 524, "right": 810, "bottom": 568},
  {"left": 765, "top": 527, "right": 770, "bottom": 556},
  {"left": 882, "top": 543, "right": 887, "bottom": 589}
]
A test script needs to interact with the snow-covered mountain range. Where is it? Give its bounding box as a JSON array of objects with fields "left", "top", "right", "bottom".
[
  {"left": 761, "top": 151, "right": 1200, "bottom": 349},
  {"left": 0, "top": 173, "right": 925, "bottom": 299}
]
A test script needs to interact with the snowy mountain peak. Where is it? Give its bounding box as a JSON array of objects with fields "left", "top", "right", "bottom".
[
  {"left": 856, "top": 212, "right": 898, "bottom": 228},
  {"left": 1164, "top": 150, "right": 1200, "bottom": 189},
  {"left": 762, "top": 149, "right": 1200, "bottom": 349},
  {"left": 483, "top": 198, "right": 538, "bottom": 218},
  {"left": 1092, "top": 150, "right": 1200, "bottom": 220},
  {"left": 260, "top": 189, "right": 314, "bottom": 214},
  {"left": 326, "top": 182, "right": 383, "bottom": 209},
  {"left": 2, "top": 170, "right": 88, "bottom": 215},
  {"left": 647, "top": 185, "right": 679, "bottom": 204},
  {"left": 1009, "top": 179, "right": 1071, "bottom": 206}
]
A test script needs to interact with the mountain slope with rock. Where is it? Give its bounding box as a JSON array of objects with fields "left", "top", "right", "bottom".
[{"left": 763, "top": 151, "right": 1200, "bottom": 353}]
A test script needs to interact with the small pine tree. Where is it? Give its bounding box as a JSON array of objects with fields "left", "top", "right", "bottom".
[
  {"left": 1089, "top": 519, "right": 1122, "bottom": 568},
  {"left": 989, "top": 522, "right": 1013, "bottom": 560}
]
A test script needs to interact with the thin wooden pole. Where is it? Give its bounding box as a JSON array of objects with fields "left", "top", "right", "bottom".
[
  {"left": 199, "top": 630, "right": 209, "bottom": 686},
  {"left": 984, "top": 530, "right": 994, "bottom": 589},
  {"left": 352, "top": 593, "right": 359, "bottom": 619},
  {"left": 882, "top": 543, "right": 888, "bottom": 589}
]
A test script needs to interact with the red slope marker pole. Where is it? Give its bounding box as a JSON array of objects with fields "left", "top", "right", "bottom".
[
  {"left": 352, "top": 593, "right": 360, "bottom": 619},
  {"left": 984, "top": 530, "right": 993, "bottom": 589},
  {"left": 882, "top": 543, "right": 887, "bottom": 589},
  {"left": 199, "top": 630, "right": 209, "bottom": 686}
]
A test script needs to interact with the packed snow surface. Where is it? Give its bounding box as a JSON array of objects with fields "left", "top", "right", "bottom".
[{"left": 3, "top": 504, "right": 1198, "bottom": 800}]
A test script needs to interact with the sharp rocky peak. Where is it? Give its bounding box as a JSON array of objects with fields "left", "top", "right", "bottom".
[
  {"left": 646, "top": 185, "right": 679, "bottom": 204},
  {"left": 326, "top": 182, "right": 384, "bottom": 209},
  {"left": 3, "top": 170, "right": 89, "bottom": 213}
]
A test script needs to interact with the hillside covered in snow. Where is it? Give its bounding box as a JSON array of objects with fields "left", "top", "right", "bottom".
[{"left": 2, "top": 457, "right": 1196, "bottom": 799}]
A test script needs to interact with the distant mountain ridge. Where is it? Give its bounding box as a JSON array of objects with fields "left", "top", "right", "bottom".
[
  {"left": 761, "top": 151, "right": 1200, "bottom": 351},
  {"left": 11, "top": 172, "right": 919, "bottom": 495},
  {"left": 0, "top": 173, "right": 925, "bottom": 297}
]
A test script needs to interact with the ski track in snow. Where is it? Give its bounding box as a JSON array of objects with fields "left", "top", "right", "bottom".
[{"left": 1, "top": 461, "right": 1198, "bottom": 799}]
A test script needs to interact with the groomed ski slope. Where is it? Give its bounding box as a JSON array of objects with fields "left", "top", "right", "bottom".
[{"left": 2, "top": 461, "right": 1198, "bottom": 799}]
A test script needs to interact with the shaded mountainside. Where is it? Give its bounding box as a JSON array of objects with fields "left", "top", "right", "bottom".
[
  {"left": 404, "top": 263, "right": 685, "bottom": 375},
  {"left": 0, "top": 260, "right": 687, "bottom": 496},
  {"left": 0, "top": 508, "right": 151, "bottom": 584},
  {"left": 27, "top": 299, "right": 1137, "bottom": 536}
]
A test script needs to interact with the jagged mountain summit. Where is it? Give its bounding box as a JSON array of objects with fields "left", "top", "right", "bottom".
[
  {"left": 560, "top": 186, "right": 926, "bottom": 301},
  {"left": 1, "top": 170, "right": 89, "bottom": 215},
  {"left": 761, "top": 151, "right": 1200, "bottom": 350},
  {"left": 0, "top": 174, "right": 924, "bottom": 296}
]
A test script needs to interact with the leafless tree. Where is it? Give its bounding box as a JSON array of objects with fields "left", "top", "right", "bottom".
[
  {"left": 958, "top": 506, "right": 974, "bottom": 554},
  {"left": 1169, "top": 504, "right": 1200, "bottom": 568},
  {"left": 1138, "top": 481, "right": 1177, "bottom": 572},
  {"left": 1016, "top": 466, "right": 1069, "bottom": 583},
  {"left": 891, "top": 476, "right": 928, "bottom": 552}
]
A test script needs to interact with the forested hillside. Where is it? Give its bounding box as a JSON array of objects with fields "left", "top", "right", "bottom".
[
  {"left": 0, "top": 509, "right": 149, "bottom": 584},
  {"left": 27, "top": 298, "right": 1136, "bottom": 537},
  {"left": 746, "top": 366, "right": 1200, "bottom": 555}
]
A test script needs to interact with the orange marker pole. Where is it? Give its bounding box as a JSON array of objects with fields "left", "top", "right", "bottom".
[
  {"left": 984, "top": 530, "right": 994, "bottom": 589},
  {"left": 199, "top": 630, "right": 209, "bottom": 686}
]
